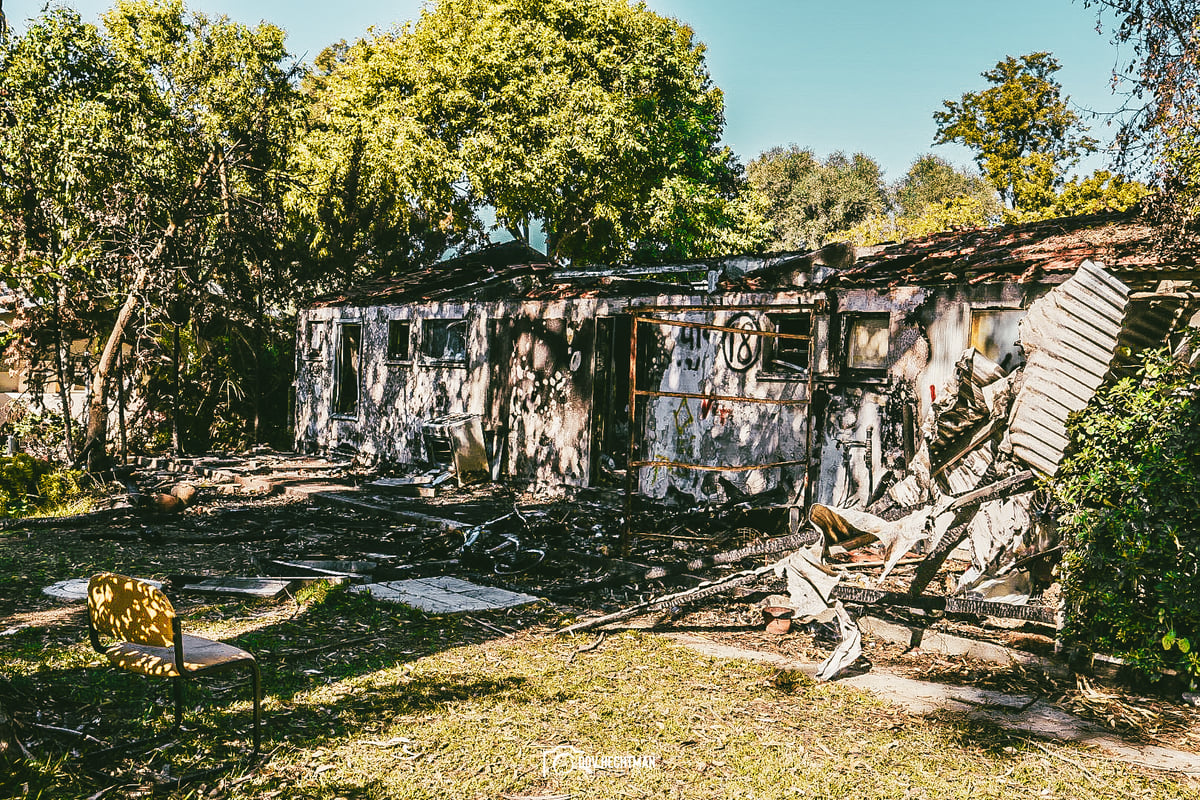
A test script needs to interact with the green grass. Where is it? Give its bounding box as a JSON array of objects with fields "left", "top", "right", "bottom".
[
  {"left": 0, "top": 507, "right": 1196, "bottom": 799},
  {"left": 2, "top": 584, "right": 1196, "bottom": 800}
]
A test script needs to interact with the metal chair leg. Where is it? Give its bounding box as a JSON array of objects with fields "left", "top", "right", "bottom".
[
  {"left": 173, "top": 676, "right": 184, "bottom": 730},
  {"left": 249, "top": 661, "right": 262, "bottom": 756}
]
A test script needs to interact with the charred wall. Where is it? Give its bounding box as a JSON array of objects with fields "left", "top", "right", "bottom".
[
  {"left": 293, "top": 279, "right": 1062, "bottom": 501},
  {"left": 810, "top": 282, "right": 1052, "bottom": 507}
]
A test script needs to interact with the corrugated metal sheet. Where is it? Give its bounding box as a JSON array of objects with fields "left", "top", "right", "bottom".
[
  {"left": 1112, "top": 297, "right": 1188, "bottom": 376},
  {"left": 1007, "top": 260, "right": 1130, "bottom": 476}
]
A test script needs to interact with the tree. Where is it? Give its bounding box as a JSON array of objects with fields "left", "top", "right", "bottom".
[
  {"left": 1082, "top": 0, "right": 1200, "bottom": 231},
  {"left": 832, "top": 156, "right": 1001, "bottom": 246},
  {"left": 288, "top": 35, "right": 482, "bottom": 285},
  {"left": 745, "top": 146, "right": 887, "bottom": 250},
  {"left": 933, "top": 52, "right": 1098, "bottom": 212},
  {"left": 1000, "top": 168, "right": 1150, "bottom": 223},
  {"left": 296, "top": 0, "right": 762, "bottom": 266},
  {"left": 893, "top": 154, "right": 996, "bottom": 218},
  {"left": 0, "top": 1, "right": 303, "bottom": 466},
  {"left": 0, "top": 7, "right": 156, "bottom": 461}
]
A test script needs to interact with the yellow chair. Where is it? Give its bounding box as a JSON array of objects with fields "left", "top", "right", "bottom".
[{"left": 86, "top": 572, "right": 261, "bottom": 754}]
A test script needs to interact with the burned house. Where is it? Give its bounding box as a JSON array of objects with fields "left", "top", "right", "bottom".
[{"left": 294, "top": 212, "right": 1197, "bottom": 508}]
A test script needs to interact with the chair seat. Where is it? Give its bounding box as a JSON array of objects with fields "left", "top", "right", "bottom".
[{"left": 105, "top": 634, "right": 255, "bottom": 677}]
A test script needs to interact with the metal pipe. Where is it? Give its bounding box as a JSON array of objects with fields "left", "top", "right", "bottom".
[
  {"left": 632, "top": 315, "right": 810, "bottom": 340},
  {"left": 628, "top": 302, "right": 820, "bottom": 312},
  {"left": 621, "top": 316, "right": 638, "bottom": 555},
  {"left": 629, "top": 458, "right": 805, "bottom": 472},
  {"left": 633, "top": 388, "right": 808, "bottom": 406}
]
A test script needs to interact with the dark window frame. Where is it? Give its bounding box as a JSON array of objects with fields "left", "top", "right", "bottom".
[
  {"left": 333, "top": 322, "right": 362, "bottom": 417},
  {"left": 843, "top": 312, "right": 891, "bottom": 373},
  {"left": 761, "top": 312, "right": 813, "bottom": 378},
  {"left": 386, "top": 319, "right": 412, "bottom": 363},
  {"left": 969, "top": 307, "right": 1026, "bottom": 371},
  {"left": 302, "top": 320, "right": 324, "bottom": 361},
  {"left": 419, "top": 318, "right": 468, "bottom": 364}
]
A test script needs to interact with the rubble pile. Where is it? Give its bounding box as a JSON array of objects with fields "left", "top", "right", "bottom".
[{"left": 568, "top": 261, "right": 1195, "bottom": 680}]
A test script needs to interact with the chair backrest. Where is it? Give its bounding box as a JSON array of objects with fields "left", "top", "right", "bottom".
[{"left": 88, "top": 573, "right": 176, "bottom": 647}]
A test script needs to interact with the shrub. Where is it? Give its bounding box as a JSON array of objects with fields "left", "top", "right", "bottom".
[
  {"left": 1054, "top": 331, "right": 1200, "bottom": 681},
  {"left": 0, "top": 454, "right": 49, "bottom": 516},
  {"left": 0, "top": 456, "right": 90, "bottom": 519},
  {"left": 36, "top": 468, "right": 87, "bottom": 507}
]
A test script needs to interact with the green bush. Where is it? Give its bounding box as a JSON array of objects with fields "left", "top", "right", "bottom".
[
  {"left": 36, "top": 468, "right": 86, "bottom": 506},
  {"left": 0, "top": 454, "right": 50, "bottom": 516},
  {"left": 1054, "top": 331, "right": 1200, "bottom": 681},
  {"left": 0, "top": 455, "right": 89, "bottom": 518}
]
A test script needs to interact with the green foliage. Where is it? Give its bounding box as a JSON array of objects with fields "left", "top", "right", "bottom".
[
  {"left": 296, "top": 0, "right": 764, "bottom": 267},
  {"left": 835, "top": 154, "right": 1002, "bottom": 246},
  {"left": 1083, "top": 1, "right": 1200, "bottom": 231},
  {"left": 0, "top": 406, "right": 68, "bottom": 461},
  {"left": 0, "top": 1, "right": 305, "bottom": 458},
  {"left": 894, "top": 155, "right": 997, "bottom": 218},
  {"left": 1005, "top": 169, "right": 1151, "bottom": 224},
  {"left": 35, "top": 467, "right": 86, "bottom": 507},
  {"left": 933, "top": 52, "right": 1097, "bottom": 212},
  {"left": 0, "top": 454, "right": 50, "bottom": 517},
  {"left": 746, "top": 146, "right": 887, "bottom": 250},
  {"left": 1054, "top": 331, "right": 1200, "bottom": 680}
]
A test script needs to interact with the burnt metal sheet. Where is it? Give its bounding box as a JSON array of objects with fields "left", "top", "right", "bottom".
[
  {"left": 829, "top": 585, "right": 1058, "bottom": 624},
  {"left": 1007, "top": 260, "right": 1130, "bottom": 476}
]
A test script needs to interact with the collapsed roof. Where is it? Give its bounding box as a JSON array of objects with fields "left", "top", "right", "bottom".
[{"left": 308, "top": 210, "right": 1197, "bottom": 309}]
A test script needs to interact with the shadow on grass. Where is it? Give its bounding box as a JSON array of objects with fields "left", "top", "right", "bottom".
[{"left": 0, "top": 582, "right": 552, "bottom": 798}]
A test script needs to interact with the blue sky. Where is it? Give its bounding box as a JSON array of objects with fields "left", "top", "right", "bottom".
[{"left": 12, "top": 0, "right": 1130, "bottom": 182}]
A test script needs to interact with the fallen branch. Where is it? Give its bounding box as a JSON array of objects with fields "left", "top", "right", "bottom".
[
  {"left": 567, "top": 633, "right": 606, "bottom": 664},
  {"left": 464, "top": 616, "right": 510, "bottom": 637},
  {"left": 29, "top": 722, "right": 106, "bottom": 746},
  {"left": 645, "top": 530, "right": 816, "bottom": 580},
  {"left": 557, "top": 563, "right": 778, "bottom": 635},
  {"left": 1, "top": 508, "right": 136, "bottom": 532}
]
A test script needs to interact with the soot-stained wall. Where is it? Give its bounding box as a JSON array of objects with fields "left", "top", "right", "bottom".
[
  {"left": 295, "top": 280, "right": 1054, "bottom": 503},
  {"left": 633, "top": 304, "right": 814, "bottom": 504}
]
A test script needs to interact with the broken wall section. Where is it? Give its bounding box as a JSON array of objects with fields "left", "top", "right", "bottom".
[{"left": 632, "top": 302, "right": 815, "bottom": 504}]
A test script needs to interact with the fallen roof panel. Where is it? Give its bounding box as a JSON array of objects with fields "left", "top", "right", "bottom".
[{"left": 1007, "top": 260, "right": 1130, "bottom": 476}]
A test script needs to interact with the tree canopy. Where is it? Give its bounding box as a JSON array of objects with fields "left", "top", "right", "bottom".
[
  {"left": 1083, "top": 0, "right": 1200, "bottom": 232},
  {"left": 295, "top": 0, "right": 766, "bottom": 267},
  {"left": 745, "top": 146, "right": 887, "bottom": 251},
  {"left": 933, "top": 52, "right": 1098, "bottom": 212},
  {"left": 0, "top": 0, "right": 303, "bottom": 464},
  {"left": 829, "top": 155, "right": 1000, "bottom": 246}
]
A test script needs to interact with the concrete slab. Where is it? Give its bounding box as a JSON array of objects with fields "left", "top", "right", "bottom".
[
  {"left": 43, "top": 577, "right": 162, "bottom": 603},
  {"left": 353, "top": 576, "right": 538, "bottom": 613},
  {"left": 180, "top": 577, "right": 293, "bottom": 598}
]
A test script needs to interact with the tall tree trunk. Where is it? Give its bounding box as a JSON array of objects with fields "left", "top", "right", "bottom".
[
  {"left": 83, "top": 258, "right": 152, "bottom": 471},
  {"left": 80, "top": 149, "right": 217, "bottom": 471},
  {"left": 116, "top": 345, "right": 127, "bottom": 464},
  {"left": 252, "top": 291, "right": 263, "bottom": 443},
  {"left": 171, "top": 321, "right": 181, "bottom": 454}
]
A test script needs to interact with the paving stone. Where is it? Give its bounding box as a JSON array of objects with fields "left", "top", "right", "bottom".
[
  {"left": 43, "top": 577, "right": 163, "bottom": 602},
  {"left": 354, "top": 576, "right": 537, "bottom": 613},
  {"left": 181, "top": 577, "right": 293, "bottom": 598}
]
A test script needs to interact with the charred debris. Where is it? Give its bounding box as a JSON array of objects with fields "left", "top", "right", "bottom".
[{"left": 39, "top": 211, "right": 1199, "bottom": 681}]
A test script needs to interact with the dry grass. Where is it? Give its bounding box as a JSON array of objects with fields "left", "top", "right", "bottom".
[
  {"left": 1, "top": 585, "right": 1196, "bottom": 800},
  {"left": 1, "top": 504, "right": 1197, "bottom": 799}
]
